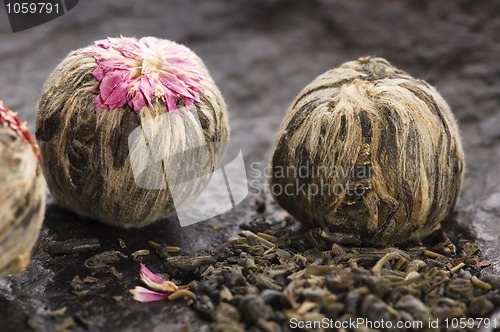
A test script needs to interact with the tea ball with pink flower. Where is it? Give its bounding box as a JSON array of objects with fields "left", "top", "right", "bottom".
[
  {"left": 36, "top": 37, "right": 229, "bottom": 228},
  {"left": 0, "top": 101, "right": 46, "bottom": 277}
]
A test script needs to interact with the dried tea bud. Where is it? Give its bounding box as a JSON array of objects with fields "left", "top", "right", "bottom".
[
  {"left": 270, "top": 57, "right": 464, "bottom": 246},
  {"left": 0, "top": 101, "right": 46, "bottom": 277},
  {"left": 36, "top": 36, "right": 229, "bottom": 228}
]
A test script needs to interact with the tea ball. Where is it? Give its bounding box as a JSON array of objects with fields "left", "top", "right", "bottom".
[
  {"left": 270, "top": 57, "right": 464, "bottom": 246},
  {"left": 36, "top": 37, "right": 229, "bottom": 228},
  {"left": 0, "top": 101, "right": 46, "bottom": 277}
]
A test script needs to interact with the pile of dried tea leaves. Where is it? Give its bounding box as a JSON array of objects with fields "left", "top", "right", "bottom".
[{"left": 152, "top": 215, "right": 499, "bottom": 332}]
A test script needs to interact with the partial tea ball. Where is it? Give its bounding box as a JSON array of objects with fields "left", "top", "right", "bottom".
[
  {"left": 37, "top": 37, "right": 229, "bottom": 228},
  {"left": 271, "top": 57, "right": 464, "bottom": 246},
  {"left": 0, "top": 101, "right": 46, "bottom": 277}
]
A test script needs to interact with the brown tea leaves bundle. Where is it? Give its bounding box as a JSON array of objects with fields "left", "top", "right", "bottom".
[
  {"left": 270, "top": 57, "right": 465, "bottom": 246},
  {"left": 36, "top": 37, "right": 229, "bottom": 228},
  {"left": 0, "top": 101, "right": 46, "bottom": 277}
]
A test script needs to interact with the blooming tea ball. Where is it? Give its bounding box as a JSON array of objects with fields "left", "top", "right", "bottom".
[
  {"left": 0, "top": 101, "right": 46, "bottom": 277},
  {"left": 36, "top": 37, "right": 229, "bottom": 228},
  {"left": 270, "top": 57, "right": 464, "bottom": 246}
]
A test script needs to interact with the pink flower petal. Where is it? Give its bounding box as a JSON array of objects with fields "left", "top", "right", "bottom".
[
  {"left": 140, "top": 263, "right": 164, "bottom": 283},
  {"left": 130, "top": 286, "right": 168, "bottom": 302},
  {"left": 128, "top": 90, "right": 148, "bottom": 112},
  {"left": 103, "top": 82, "right": 130, "bottom": 110},
  {"left": 139, "top": 264, "right": 178, "bottom": 293},
  {"left": 182, "top": 97, "right": 194, "bottom": 109},
  {"left": 0, "top": 101, "right": 42, "bottom": 161},
  {"left": 161, "top": 89, "right": 178, "bottom": 113},
  {"left": 158, "top": 71, "right": 192, "bottom": 98},
  {"left": 99, "top": 71, "right": 129, "bottom": 100},
  {"left": 92, "top": 66, "right": 106, "bottom": 81},
  {"left": 139, "top": 76, "right": 154, "bottom": 107},
  {"left": 477, "top": 260, "right": 492, "bottom": 268},
  {"left": 95, "top": 95, "right": 107, "bottom": 113}
]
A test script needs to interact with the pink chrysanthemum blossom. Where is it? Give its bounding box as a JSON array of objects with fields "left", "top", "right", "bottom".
[
  {"left": 0, "top": 101, "right": 41, "bottom": 161},
  {"left": 79, "top": 36, "right": 206, "bottom": 113}
]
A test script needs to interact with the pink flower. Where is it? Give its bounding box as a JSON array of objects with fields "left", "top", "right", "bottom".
[
  {"left": 0, "top": 101, "right": 41, "bottom": 162},
  {"left": 139, "top": 263, "right": 178, "bottom": 293},
  {"left": 79, "top": 36, "right": 206, "bottom": 113}
]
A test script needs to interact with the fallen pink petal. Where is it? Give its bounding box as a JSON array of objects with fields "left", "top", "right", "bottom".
[
  {"left": 139, "top": 263, "right": 178, "bottom": 293},
  {"left": 79, "top": 36, "right": 206, "bottom": 113},
  {"left": 130, "top": 286, "right": 168, "bottom": 303},
  {"left": 477, "top": 260, "right": 492, "bottom": 268}
]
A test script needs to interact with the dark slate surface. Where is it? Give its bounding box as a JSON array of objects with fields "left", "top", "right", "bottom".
[{"left": 0, "top": 1, "right": 499, "bottom": 331}]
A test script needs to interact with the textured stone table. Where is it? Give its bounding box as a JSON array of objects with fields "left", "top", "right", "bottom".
[{"left": 0, "top": 1, "right": 498, "bottom": 331}]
